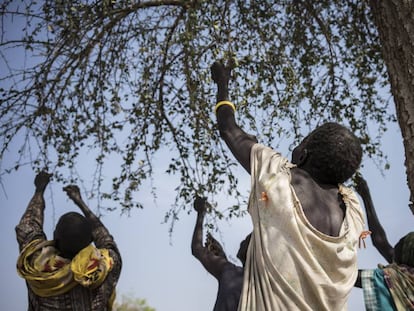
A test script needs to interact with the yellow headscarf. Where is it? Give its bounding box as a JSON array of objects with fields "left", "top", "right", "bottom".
[
  {"left": 71, "top": 244, "right": 113, "bottom": 289},
  {"left": 17, "top": 239, "right": 113, "bottom": 298}
]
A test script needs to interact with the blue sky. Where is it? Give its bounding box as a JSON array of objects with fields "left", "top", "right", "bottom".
[
  {"left": 1, "top": 117, "right": 413, "bottom": 310},
  {"left": 1, "top": 5, "right": 413, "bottom": 309}
]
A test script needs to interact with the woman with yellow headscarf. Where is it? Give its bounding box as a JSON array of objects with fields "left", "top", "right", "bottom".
[{"left": 16, "top": 172, "right": 122, "bottom": 311}]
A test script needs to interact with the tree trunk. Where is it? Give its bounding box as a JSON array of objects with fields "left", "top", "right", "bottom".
[{"left": 369, "top": 0, "right": 414, "bottom": 214}]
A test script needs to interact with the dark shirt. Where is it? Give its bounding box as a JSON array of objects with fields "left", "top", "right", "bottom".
[
  {"left": 213, "top": 262, "right": 244, "bottom": 311},
  {"left": 16, "top": 193, "right": 122, "bottom": 311}
]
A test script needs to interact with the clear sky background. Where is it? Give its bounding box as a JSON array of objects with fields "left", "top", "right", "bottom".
[
  {"left": 1, "top": 6, "right": 413, "bottom": 310},
  {"left": 1, "top": 117, "right": 413, "bottom": 310}
]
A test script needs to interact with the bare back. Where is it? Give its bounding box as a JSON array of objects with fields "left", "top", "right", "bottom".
[{"left": 290, "top": 167, "right": 346, "bottom": 237}]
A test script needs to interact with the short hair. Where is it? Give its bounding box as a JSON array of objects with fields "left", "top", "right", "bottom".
[
  {"left": 394, "top": 232, "right": 414, "bottom": 266},
  {"left": 54, "top": 212, "right": 92, "bottom": 259},
  {"left": 304, "top": 122, "right": 362, "bottom": 184}
]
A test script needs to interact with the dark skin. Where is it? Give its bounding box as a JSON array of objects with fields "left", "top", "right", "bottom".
[
  {"left": 354, "top": 174, "right": 395, "bottom": 288},
  {"left": 62, "top": 185, "right": 100, "bottom": 221},
  {"left": 19, "top": 172, "right": 91, "bottom": 258},
  {"left": 18, "top": 171, "right": 53, "bottom": 246},
  {"left": 34, "top": 171, "right": 53, "bottom": 194},
  {"left": 32, "top": 173, "right": 94, "bottom": 220},
  {"left": 191, "top": 196, "right": 232, "bottom": 280},
  {"left": 53, "top": 185, "right": 99, "bottom": 258},
  {"left": 192, "top": 197, "right": 249, "bottom": 276},
  {"left": 59, "top": 185, "right": 105, "bottom": 255},
  {"left": 192, "top": 196, "right": 250, "bottom": 310},
  {"left": 354, "top": 174, "right": 394, "bottom": 263},
  {"left": 43, "top": 184, "right": 91, "bottom": 258},
  {"left": 211, "top": 62, "right": 346, "bottom": 237}
]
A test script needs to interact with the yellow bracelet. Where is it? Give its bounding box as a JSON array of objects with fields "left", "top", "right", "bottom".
[{"left": 214, "top": 101, "right": 236, "bottom": 114}]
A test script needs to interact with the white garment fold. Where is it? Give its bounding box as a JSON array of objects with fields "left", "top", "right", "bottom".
[{"left": 238, "top": 144, "right": 365, "bottom": 311}]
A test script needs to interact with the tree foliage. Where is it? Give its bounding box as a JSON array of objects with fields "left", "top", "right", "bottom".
[
  {"left": 113, "top": 294, "right": 155, "bottom": 311},
  {"left": 0, "top": 0, "right": 395, "bottom": 222}
]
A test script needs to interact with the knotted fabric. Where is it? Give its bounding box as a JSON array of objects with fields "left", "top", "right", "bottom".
[{"left": 17, "top": 239, "right": 113, "bottom": 298}]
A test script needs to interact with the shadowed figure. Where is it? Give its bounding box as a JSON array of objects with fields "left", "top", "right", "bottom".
[
  {"left": 211, "top": 60, "right": 366, "bottom": 311},
  {"left": 354, "top": 174, "right": 414, "bottom": 311},
  {"left": 191, "top": 196, "right": 250, "bottom": 311},
  {"left": 15, "top": 172, "right": 122, "bottom": 311}
]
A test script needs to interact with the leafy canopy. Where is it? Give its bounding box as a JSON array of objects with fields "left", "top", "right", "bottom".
[{"left": 0, "top": 0, "right": 394, "bottom": 223}]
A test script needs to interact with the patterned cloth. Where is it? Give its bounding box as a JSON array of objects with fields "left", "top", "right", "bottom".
[
  {"left": 383, "top": 264, "right": 414, "bottom": 311},
  {"left": 17, "top": 240, "right": 113, "bottom": 297},
  {"left": 361, "top": 232, "right": 414, "bottom": 311},
  {"left": 238, "top": 144, "right": 366, "bottom": 311},
  {"left": 15, "top": 191, "right": 122, "bottom": 311},
  {"left": 17, "top": 239, "right": 76, "bottom": 297},
  {"left": 361, "top": 268, "right": 396, "bottom": 311}
]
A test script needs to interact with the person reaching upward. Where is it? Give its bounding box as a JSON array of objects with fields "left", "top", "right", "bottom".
[
  {"left": 211, "top": 60, "right": 366, "bottom": 311},
  {"left": 354, "top": 174, "right": 414, "bottom": 311},
  {"left": 16, "top": 171, "right": 122, "bottom": 311},
  {"left": 191, "top": 196, "right": 250, "bottom": 311}
]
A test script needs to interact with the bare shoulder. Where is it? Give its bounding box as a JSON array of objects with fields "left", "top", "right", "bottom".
[
  {"left": 290, "top": 167, "right": 313, "bottom": 189},
  {"left": 290, "top": 167, "right": 345, "bottom": 236}
]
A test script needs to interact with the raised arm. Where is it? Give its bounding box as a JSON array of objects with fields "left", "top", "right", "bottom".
[
  {"left": 63, "top": 185, "right": 122, "bottom": 297},
  {"left": 62, "top": 185, "right": 118, "bottom": 252},
  {"left": 211, "top": 61, "right": 257, "bottom": 174},
  {"left": 15, "top": 172, "right": 52, "bottom": 250},
  {"left": 354, "top": 174, "right": 394, "bottom": 263},
  {"left": 191, "top": 196, "right": 228, "bottom": 280}
]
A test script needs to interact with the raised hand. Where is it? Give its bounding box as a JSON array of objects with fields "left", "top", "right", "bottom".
[
  {"left": 205, "top": 232, "right": 225, "bottom": 257},
  {"left": 34, "top": 172, "right": 52, "bottom": 193},
  {"left": 194, "top": 196, "right": 211, "bottom": 214},
  {"left": 62, "top": 185, "right": 82, "bottom": 203},
  {"left": 211, "top": 61, "right": 232, "bottom": 87}
]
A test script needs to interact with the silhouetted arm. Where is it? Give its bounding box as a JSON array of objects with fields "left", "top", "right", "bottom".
[
  {"left": 15, "top": 172, "right": 52, "bottom": 250},
  {"left": 355, "top": 174, "right": 394, "bottom": 263},
  {"left": 211, "top": 61, "right": 257, "bottom": 174},
  {"left": 192, "top": 197, "right": 207, "bottom": 258},
  {"left": 63, "top": 185, "right": 118, "bottom": 251},
  {"left": 191, "top": 196, "right": 228, "bottom": 280},
  {"left": 63, "top": 185, "right": 122, "bottom": 295}
]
